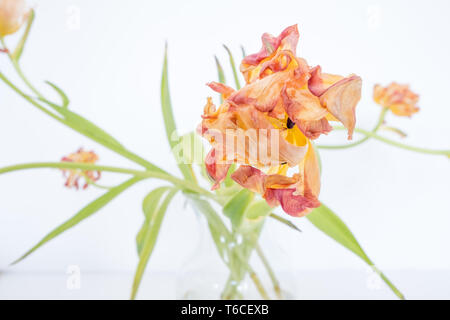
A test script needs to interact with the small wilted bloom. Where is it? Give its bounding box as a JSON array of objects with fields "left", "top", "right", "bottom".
[
  {"left": 373, "top": 82, "right": 419, "bottom": 117},
  {"left": 198, "top": 25, "right": 362, "bottom": 217},
  {"left": 0, "top": 0, "right": 29, "bottom": 37},
  {"left": 61, "top": 148, "right": 100, "bottom": 190}
]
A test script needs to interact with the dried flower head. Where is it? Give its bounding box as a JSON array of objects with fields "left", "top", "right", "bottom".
[
  {"left": 198, "top": 25, "right": 362, "bottom": 217},
  {"left": 373, "top": 82, "right": 419, "bottom": 117},
  {"left": 61, "top": 148, "right": 100, "bottom": 190}
]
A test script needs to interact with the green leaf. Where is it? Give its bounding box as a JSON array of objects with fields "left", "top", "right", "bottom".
[
  {"left": 38, "top": 97, "right": 124, "bottom": 149},
  {"left": 269, "top": 213, "right": 302, "bottom": 233},
  {"left": 45, "top": 81, "right": 70, "bottom": 109},
  {"left": 223, "top": 45, "right": 241, "bottom": 90},
  {"left": 131, "top": 188, "right": 178, "bottom": 300},
  {"left": 240, "top": 200, "right": 272, "bottom": 233},
  {"left": 12, "top": 9, "right": 35, "bottom": 61},
  {"left": 223, "top": 189, "right": 253, "bottom": 229},
  {"left": 245, "top": 201, "right": 272, "bottom": 221},
  {"left": 161, "top": 44, "right": 196, "bottom": 183},
  {"left": 307, "top": 203, "right": 405, "bottom": 299},
  {"left": 214, "top": 56, "right": 226, "bottom": 103},
  {"left": 12, "top": 177, "right": 141, "bottom": 265},
  {"left": 136, "top": 187, "right": 172, "bottom": 255}
]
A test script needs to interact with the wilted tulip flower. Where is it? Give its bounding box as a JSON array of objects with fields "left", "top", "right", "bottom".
[
  {"left": 0, "top": 0, "right": 29, "bottom": 37},
  {"left": 373, "top": 82, "right": 419, "bottom": 117},
  {"left": 198, "top": 25, "right": 362, "bottom": 217},
  {"left": 61, "top": 148, "right": 101, "bottom": 190}
]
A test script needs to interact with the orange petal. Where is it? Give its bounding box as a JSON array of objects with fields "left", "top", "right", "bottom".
[
  {"left": 205, "top": 148, "right": 231, "bottom": 190},
  {"left": 296, "top": 118, "right": 332, "bottom": 140},
  {"left": 241, "top": 25, "right": 299, "bottom": 67},
  {"left": 282, "top": 83, "right": 328, "bottom": 122},
  {"left": 264, "top": 188, "right": 320, "bottom": 217},
  {"left": 231, "top": 163, "right": 320, "bottom": 217},
  {"left": 373, "top": 83, "right": 419, "bottom": 117},
  {"left": 295, "top": 141, "right": 321, "bottom": 199},
  {"left": 207, "top": 82, "right": 235, "bottom": 100},
  {"left": 308, "top": 66, "right": 344, "bottom": 96},
  {"left": 0, "top": 0, "right": 29, "bottom": 36},
  {"left": 231, "top": 165, "right": 265, "bottom": 194},
  {"left": 319, "top": 75, "right": 362, "bottom": 140},
  {"left": 230, "top": 70, "right": 291, "bottom": 113}
]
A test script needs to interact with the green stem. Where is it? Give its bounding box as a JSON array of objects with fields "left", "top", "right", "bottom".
[
  {"left": 255, "top": 243, "right": 282, "bottom": 299},
  {"left": 1, "top": 36, "right": 44, "bottom": 99},
  {"left": 346, "top": 127, "right": 449, "bottom": 156},
  {"left": 0, "top": 162, "right": 214, "bottom": 198},
  {"left": 318, "top": 108, "right": 388, "bottom": 150},
  {"left": 81, "top": 172, "right": 114, "bottom": 190},
  {"left": 249, "top": 272, "right": 270, "bottom": 300}
]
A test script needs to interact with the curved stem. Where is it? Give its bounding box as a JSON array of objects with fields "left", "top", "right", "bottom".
[
  {"left": 1, "top": 37, "right": 44, "bottom": 99},
  {"left": 318, "top": 108, "right": 388, "bottom": 150},
  {"left": 81, "top": 172, "right": 114, "bottom": 190},
  {"left": 345, "top": 128, "right": 449, "bottom": 156},
  {"left": 0, "top": 162, "right": 215, "bottom": 198}
]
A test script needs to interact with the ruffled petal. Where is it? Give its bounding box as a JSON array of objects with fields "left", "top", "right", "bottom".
[
  {"left": 294, "top": 141, "right": 321, "bottom": 199},
  {"left": 205, "top": 148, "right": 231, "bottom": 190},
  {"left": 207, "top": 82, "right": 235, "bottom": 100},
  {"left": 201, "top": 103, "right": 308, "bottom": 168},
  {"left": 265, "top": 188, "right": 320, "bottom": 217},
  {"left": 241, "top": 25, "right": 299, "bottom": 67},
  {"left": 297, "top": 118, "right": 333, "bottom": 140},
  {"left": 230, "top": 165, "right": 265, "bottom": 194},
  {"left": 282, "top": 82, "right": 328, "bottom": 122},
  {"left": 231, "top": 164, "right": 320, "bottom": 217},
  {"left": 308, "top": 66, "right": 344, "bottom": 96},
  {"left": 230, "top": 72, "right": 288, "bottom": 112},
  {"left": 319, "top": 75, "right": 362, "bottom": 140}
]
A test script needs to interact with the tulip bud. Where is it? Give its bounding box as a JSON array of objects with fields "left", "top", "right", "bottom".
[{"left": 0, "top": 0, "right": 29, "bottom": 37}]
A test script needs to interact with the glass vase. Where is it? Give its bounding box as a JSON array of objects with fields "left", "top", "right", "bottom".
[{"left": 176, "top": 203, "right": 297, "bottom": 300}]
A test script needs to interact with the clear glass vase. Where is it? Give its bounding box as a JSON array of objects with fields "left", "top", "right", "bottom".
[{"left": 176, "top": 203, "right": 297, "bottom": 300}]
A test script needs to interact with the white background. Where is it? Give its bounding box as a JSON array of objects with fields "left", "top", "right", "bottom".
[{"left": 0, "top": 0, "right": 449, "bottom": 299}]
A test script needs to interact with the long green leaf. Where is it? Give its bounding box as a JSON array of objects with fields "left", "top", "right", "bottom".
[
  {"left": 161, "top": 44, "right": 196, "bottom": 182},
  {"left": 223, "top": 45, "right": 241, "bottom": 89},
  {"left": 223, "top": 189, "right": 253, "bottom": 230},
  {"left": 12, "top": 177, "right": 141, "bottom": 265},
  {"left": 38, "top": 97, "right": 124, "bottom": 148},
  {"left": 136, "top": 187, "right": 172, "bottom": 255},
  {"left": 214, "top": 56, "right": 226, "bottom": 103},
  {"left": 269, "top": 213, "right": 302, "bottom": 233},
  {"left": 131, "top": 188, "right": 178, "bottom": 300},
  {"left": 307, "top": 204, "right": 404, "bottom": 299}
]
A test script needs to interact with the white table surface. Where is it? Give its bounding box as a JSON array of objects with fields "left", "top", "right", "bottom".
[{"left": 1, "top": 269, "right": 448, "bottom": 300}]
